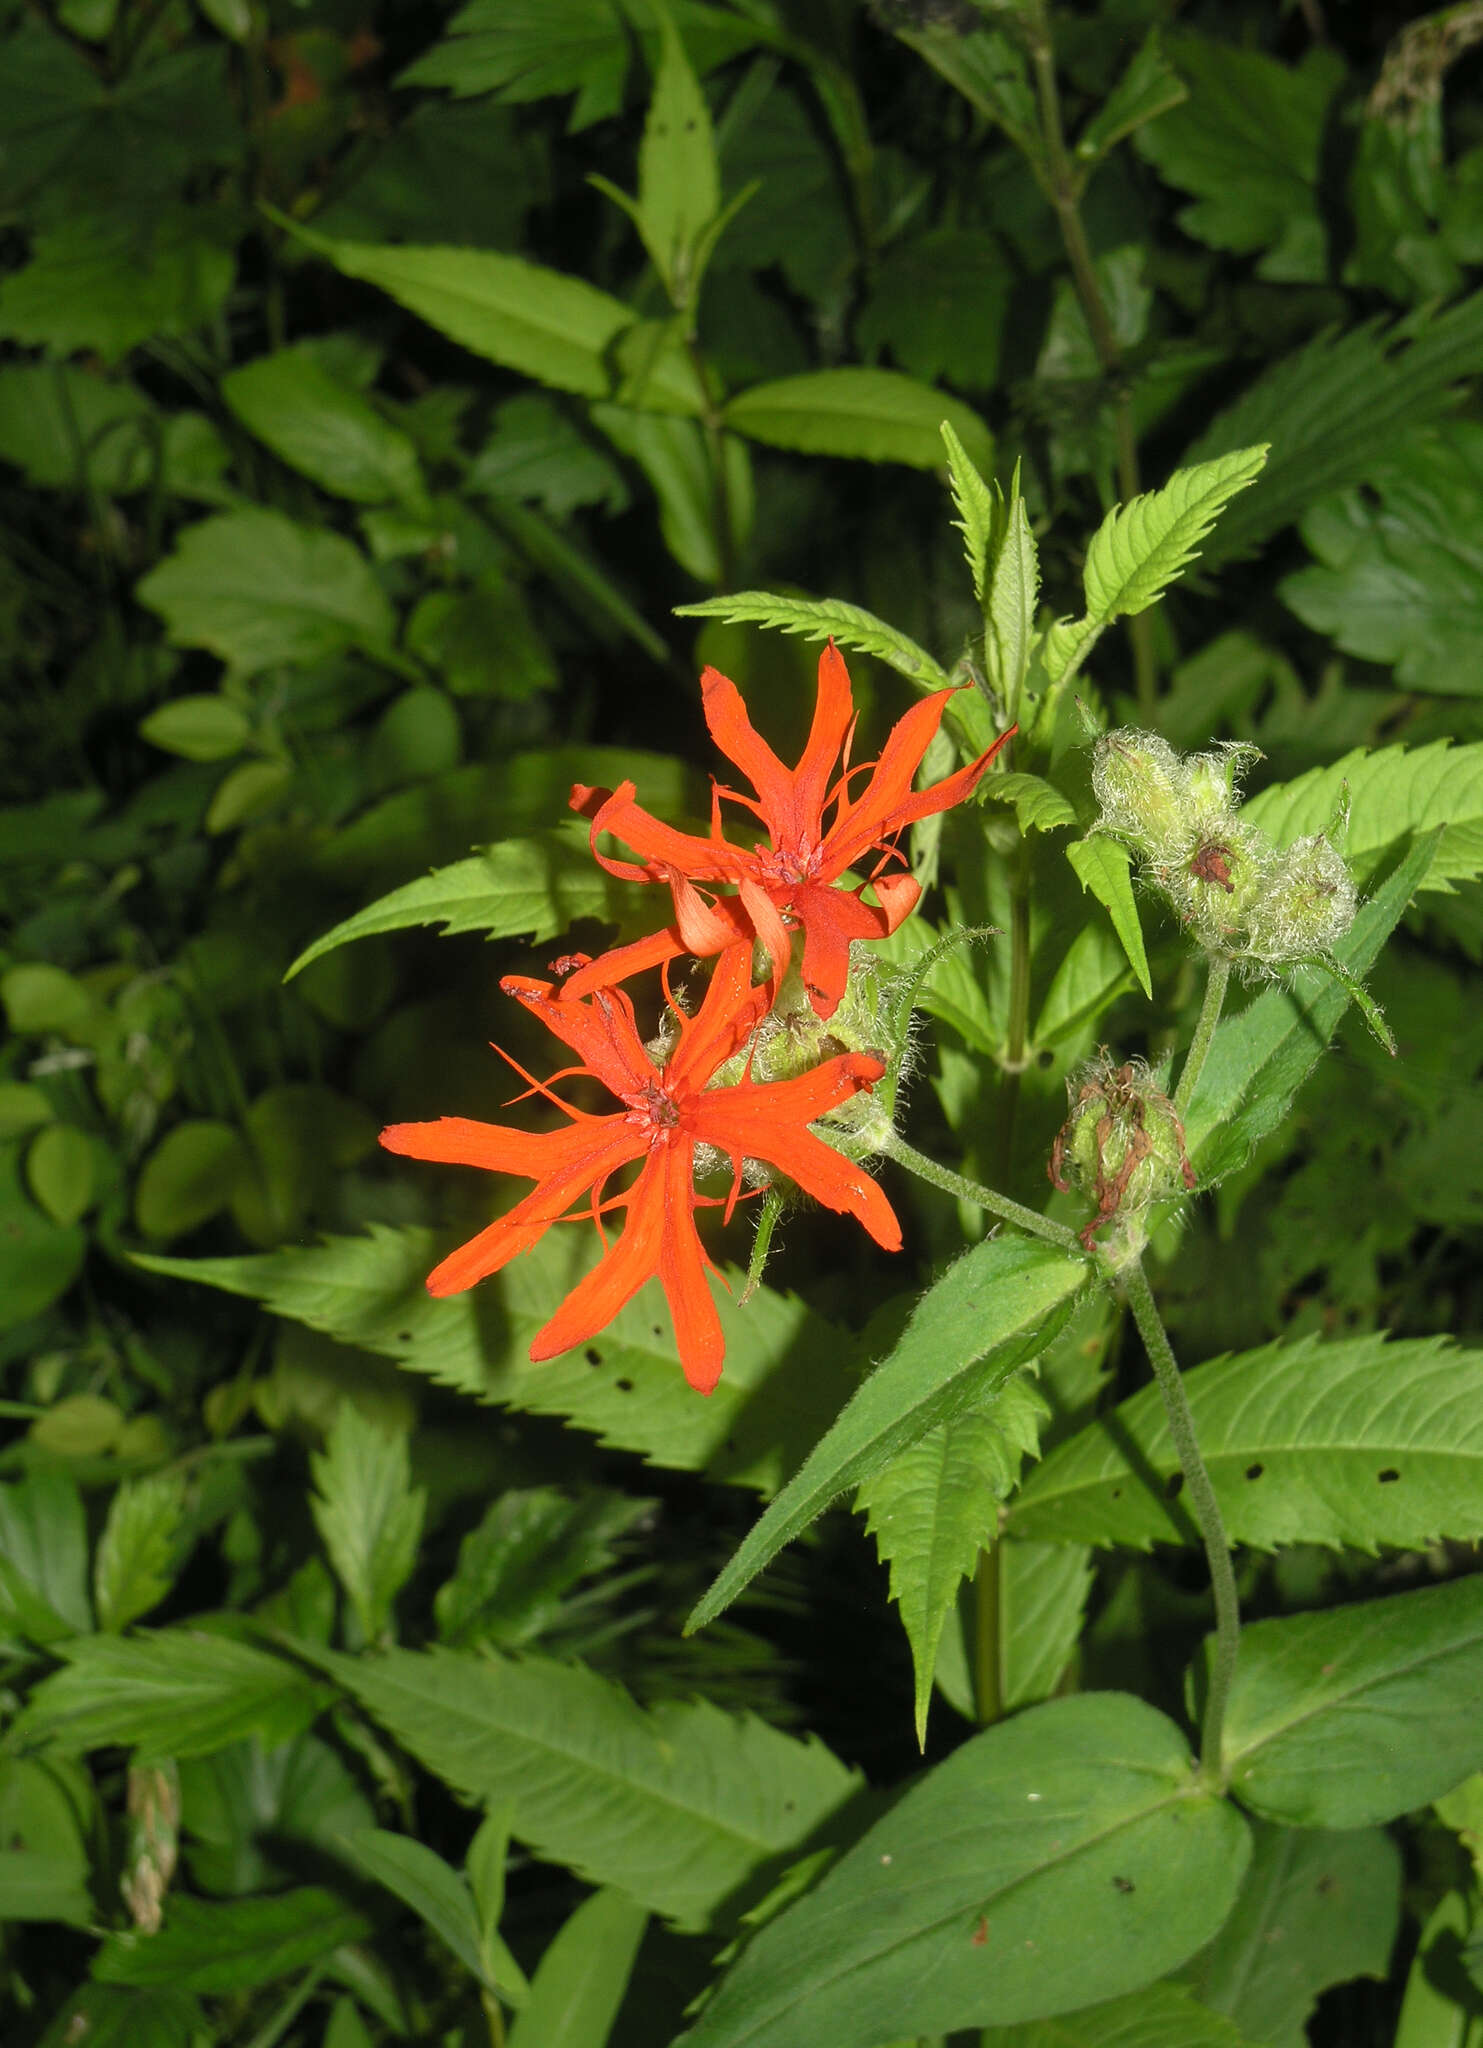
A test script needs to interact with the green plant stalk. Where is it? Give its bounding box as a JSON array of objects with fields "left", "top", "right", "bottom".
[
  {"left": 994, "top": 841, "right": 1034, "bottom": 1182},
  {"left": 973, "top": 1534, "right": 1003, "bottom": 1727},
  {"left": 481, "top": 1987, "right": 506, "bottom": 2048},
  {"left": 1022, "top": 9, "right": 1158, "bottom": 716},
  {"left": 1121, "top": 1257, "right": 1240, "bottom": 1782},
  {"left": 879, "top": 1130, "right": 1083, "bottom": 1254},
  {"left": 1173, "top": 954, "right": 1232, "bottom": 1117}
]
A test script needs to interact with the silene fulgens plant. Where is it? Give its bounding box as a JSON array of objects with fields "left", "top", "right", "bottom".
[{"left": 9, "top": 0, "right": 1483, "bottom": 2043}]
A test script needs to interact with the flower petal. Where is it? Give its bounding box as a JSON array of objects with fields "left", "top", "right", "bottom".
[
  {"left": 789, "top": 642, "right": 857, "bottom": 846},
  {"left": 669, "top": 940, "right": 769, "bottom": 1086},
  {"left": 556, "top": 925, "right": 688, "bottom": 1003},
  {"left": 699, "top": 667, "right": 797, "bottom": 834},
  {"left": 584, "top": 779, "right": 749, "bottom": 886},
  {"left": 788, "top": 882, "right": 889, "bottom": 1018},
  {"left": 826, "top": 705, "right": 1016, "bottom": 873},
  {"left": 501, "top": 977, "right": 655, "bottom": 1101},
  {"left": 654, "top": 1143, "right": 726, "bottom": 1393}
]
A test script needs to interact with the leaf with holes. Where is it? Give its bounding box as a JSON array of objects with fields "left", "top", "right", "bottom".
[{"left": 1008, "top": 1330, "right": 1483, "bottom": 1553}]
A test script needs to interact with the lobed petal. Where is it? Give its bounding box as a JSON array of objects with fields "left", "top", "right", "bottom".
[
  {"left": 582, "top": 779, "right": 750, "bottom": 886},
  {"left": 668, "top": 940, "right": 770, "bottom": 1088},
  {"left": 788, "top": 881, "right": 890, "bottom": 1018},
  {"left": 501, "top": 976, "right": 655, "bottom": 1101},
  {"left": 699, "top": 667, "right": 797, "bottom": 838}
]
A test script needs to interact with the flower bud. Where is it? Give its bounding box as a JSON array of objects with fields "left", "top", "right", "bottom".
[
  {"left": 1245, "top": 832, "right": 1359, "bottom": 964},
  {"left": 121, "top": 1758, "right": 181, "bottom": 1934},
  {"left": 1091, "top": 732, "right": 1190, "bottom": 862},
  {"left": 1049, "top": 1054, "right": 1196, "bottom": 1261}
]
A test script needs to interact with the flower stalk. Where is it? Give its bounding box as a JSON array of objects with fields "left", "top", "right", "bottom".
[{"left": 879, "top": 1129, "right": 1083, "bottom": 1255}]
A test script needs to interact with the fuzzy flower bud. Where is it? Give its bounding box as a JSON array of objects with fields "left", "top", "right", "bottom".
[
  {"left": 1090, "top": 729, "right": 1360, "bottom": 978},
  {"left": 1049, "top": 1054, "right": 1196, "bottom": 1262}
]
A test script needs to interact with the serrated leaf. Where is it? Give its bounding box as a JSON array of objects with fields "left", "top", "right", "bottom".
[
  {"left": 222, "top": 344, "right": 428, "bottom": 510},
  {"left": 940, "top": 419, "right": 994, "bottom": 607},
  {"left": 1243, "top": 739, "right": 1483, "bottom": 896},
  {"left": 284, "top": 826, "right": 617, "bottom": 980},
  {"left": 1065, "top": 837, "right": 1152, "bottom": 999},
  {"left": 680, "top": 1693, "right": 1250, "bottom": 2047},
  {"left": 93, "top": 1887, "right": 369, "bottom": 1991},
  {"left": 137, "top": 510, "right": 396, "bottom": 682},
  {"left": 979, "top": 1983, "right": 1257, "bottom": 2047},
  {"left": 675, "top": 591, "right": 949, "bottom": 688},
  {"left": 1218, "top": 1573, "right": 1483, "bottom": 1828},
  {"left": 999, "top": 1539, "right": 1095, "bottom": 1712},
  {"left": 687, "top": 1238, "right": 1086, "bottom": 1632},
  {"left": 1187, "top": 286, "right": 1483, "bottom": 569},
  {"left": 986, "top": 773, "right": 1076, "bottom": 835},
  {"left": 1046, "top": 447, "right": 1268, "bottom": 685},
  {"left": 94, "top": 1472, "right": 187, "bottom": 1633},
  {"left": 857, "top": 1398, "right": 1025, "bottom": 1745},
  {"left": 1183, "top": 833, "right": 1435, "bottom": 1181},
  {"left": 893, "top": 24, "right": 1039, "bottom": 156},
  {"left": 1179, "top": 1819, "right": 1400, "bottom": 2048},
  {"left": 133, "top": 1226, "right": 862, "bottom": 1498},
  {"left": 1010, "top": 1330, "right": 1483, "bottom": 1553},
  {"left": 308, "top": 1642, "right": 858, "bottom": 1929},
  {"left": 15, "top": 1631, "right": 324, "bottom": 1759},
  {"left": 434, "top": 1486, "right": 648, "bottom": 1648},
  {"left": 985, "top": 478, "right": 1039, "bottom": 711},
  {"left": 282, "top": 219, "right": 701, "bottom": 415},
  {"left": 0, "top": 210, "right": 234, "bottom": 365},
  {"left": 310, "top": 1404, "right": 425, "bottom": 1643},
  {"left": 725, "top": 369, "right": 992, "bottom": 472},
  {"left": 0, "top": 1471, "right": 91, "bottom": 1642},
  {"left": 36, "top": 1986, "right": 202, "bottom": 2048},
  {"left": 332, "top": 1827, "right": 526, "bottom": 2000},
  {"left": 507, "top": 1888, "right": 647, "bottom": 2048}
]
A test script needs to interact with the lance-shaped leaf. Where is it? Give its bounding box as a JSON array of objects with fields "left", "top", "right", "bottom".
[
  {"left": 687, "top": 1237, "right": 1086, "bottom": 1632},
  {"left": 725, "top": 369, "right": 992, "bottom": 472},
  {"left": 1065, "top": 837, "right": 1153, "bottom": 999},
  {"left": 1009, "top": 1330, "right": 1483, "bottom": 1553},
  {"left": 1216, "top": 1573, "right": 1483, "bottom": 1829},
  {"left": 308, "top": 1642, "right": 858, "bottom": 1930},
  {"left": 284, "top": 828, "right": 617, "bottom": 980},
  {"left": 680, "top": 1692, "right": 1250, "bottom": 2047},
  {"left": 506, "top": 1888, "right": 648, "bottom": 2048},
  {"left": 135, "top": 1226, "right": 861, "bottom": 1498},
  {"left": 675, "top": 590, "right": 950, "bottom": 689},
  {"left": 332, "top": 1827, "right": 528, "bottom": 2004},
  {"left": 1184, "top": 831, "right": 1436, "bottom": 1180},
  {"left": 311, "top": 1404, "right": 425, "bottom": 1642},
  {"left": 1243, "top": 738, "right": 1483, "bottom": 896}
]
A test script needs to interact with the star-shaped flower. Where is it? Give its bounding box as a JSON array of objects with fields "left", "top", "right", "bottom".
[
  {"left": 380, "top": 944, "right": 900, "bottom": 1392},
  {"left": 562, "top": 642, "right": 1014, "bottom": 1019}
]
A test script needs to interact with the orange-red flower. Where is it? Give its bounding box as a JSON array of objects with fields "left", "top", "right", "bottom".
[
  {"left": 380, "top": 944, "right": 901, "bottom": 1393},
  {"left": 561, "top": 642, "right": 1015, "bottom": 1019}
]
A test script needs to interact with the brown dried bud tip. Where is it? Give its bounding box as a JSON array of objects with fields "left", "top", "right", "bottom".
[{"left": 1049, "top": 1055, "right": 1196, "bottom": 1259}]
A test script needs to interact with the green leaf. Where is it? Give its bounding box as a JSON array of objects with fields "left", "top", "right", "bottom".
[
  {"left": 1184, "top": 833, "right": 1436, "bottom": 1181},
  {"left": 94, "top": 1472, "right": 188, "bottom": 1633},
  {"left": 311, "top": 1403, "right": 425, "bottom": 1642},
  {"left": 979, "top": 1984, "right": 1257, "bottom": 2047},
  {"left": 725, "top": 369, "right": 993, "bottom": 472},
  {"left": 986, "top": 773, "right": 1076, "bottom": 836},
  {"left": 176, "top": 1729, "right": 373, "bottom": 1897},
  {"left": 0, "top": 1146, "right": 86, "bottom": 1331},
  {"left": 940, "top": 419, "right": 995, "bottom": 608},
  {"left": 1010, "top": 1330, "right": 1483, "bottom": 1554},
  {"left": 283, "top": 218, "right": 700, "bottom": 415},
  {"left": 15, "top": 1630, "right": 324, "bottom": 1759},
  {"left": 508, "top": 1888, "right": 648, "bottom": 2048},
  {"left": 1046, "top": 447, "right": 1268, "bottom": 685},
  {"left": 1186, "top": 286, "right": 1483, "bottom": 570},
  {"left": 134, "top": 1120, "right": 247, "bottom": 1240},
  {"left": 37, "top": 1988, "right": 202, "bottom": 2048},
  {"left": 222, "top": 344, "right": 428, "bottom": 510},
  {"left": 1179, "top": 1819, "right": 1401, "bottom": 2047},
  {"left": 1134, "top": 40, "right": 1342, "bottom": 279},
  {"left": 985, "top": 472, "right": 1040, "bottom": 711},
  {"left": 332, "top": 1827, "right": 526, "bottom": 2000},
  {"left": 1394, "top": 1891, "right": 1481, "bottom": 2048},
  {"left": 137, "top": 510, "right": 397, "bottom": 682},
  {"left": 135, "top": 1226, "right": 863, "bottom": 1498},
  {"left": 1065, "top": 837, "right": 1152, "bottom": 1000},
  {"left": 203, "top": 758, "right": 293, "bottom": 835},
  {"left": 998, "top": 1538, "right": 1095, "bottom": 1712},
  {"left": 857, "top": 229, "right": 1012, "bottom": 392},
  {"left": 0, "top": 1756, "right": 93, "bottom": 1925},
  {"left": 94, "top": 1887, "right": 369, "bottom": 1992},
  {"left": 285, "top": 826, "right": 616, "bottom": 980},
  {"left": 892, "top": 24, "right": 1038, "bottom": 157},
  {"left": 1219, "top": 1573, "right": 1483, "bottom": 1828},
  {"left": 1075, "top": 31, "right": 1188, "bottom": 164},
  {"left": 138, "top": 694, "right": 250, "bottom": 763},
  {"left": 687, "top": 1237, "right": 1086, "bottom": 1632},
  {"left": 1243, "top": 738, "right": 1483, "bottom": 896},
  {"left": 2, "top": 962, "right": 104, "bottom": 1040},
  {"left": 681, "top": 1692, "right": 1250, "bottom": 2046},
  {"left": 25, "top": 1122, "right": 94, "bottom": 1227},
  {"left": 0, "top": 1471, "right": 91, "bottom": 1642},
  {"left": 311, "top": 1642, "right": 858, "bottom": 1929},
  {"left": 674, "top": 591, "right": 950, "bottom": 689},
  {"left": 632, "top": 2, "right": 720, "bottom": 302},
  {"left": 857, "top": 1388, "right": 1040, "bottom": 1745},
  {"left": 0, "top": 210, "right": 235, "bottom": 365},
  {"left": 1281, "top": 422, "right": 1483, "bottom": 694},
  {"left": 0, "top": 1083, "right": 57, "bottom": 1141},
  {"left": 592, "top": 403, "right": 749, "bottom": 584},
  {"left": 434, "top": 1486, "right": 648, "bottom": 1648}
]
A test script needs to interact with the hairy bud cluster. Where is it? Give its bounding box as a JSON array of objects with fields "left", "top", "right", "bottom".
[
  {"left": 1092, "top": 731, "right": 1358, "bottom": 973},
  {"left": 1049, "top": 1053, "right": 1196, "bottom": 1263}
]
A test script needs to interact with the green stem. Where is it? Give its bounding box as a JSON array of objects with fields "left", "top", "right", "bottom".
[
  {"left": 880, "top": 1130, "right": 1083, "bottom": 1254},
  {"left": 1122, "top": 1258, "right": 1240, "bottom": 1783},
  {"left": 481, "top": 1987, "right": 507, "bottom": 2048},
  {"left": 1173, "top": 954, "right": 1231, "bottom": 1118},
  {"left": 1024, "top": 10, "right": 1157, "bottom": 715},
  {"left": 972, "top": 1537, "right": 1003, "bottom": 1726},
  {"left": 993, "top": 842, "right": 1033, "bottom": 1184}
]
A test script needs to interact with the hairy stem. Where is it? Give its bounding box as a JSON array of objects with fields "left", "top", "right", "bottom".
[
  {"left": 1173, "top": 954, "right": 1231, "bottom": 1118},
  {"left": 1122, "top": 1258, "right": 1240, "bottom": 1782},
  {"left": 880, "top": 1130, "right": 1083, "bottom": 1254}
]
